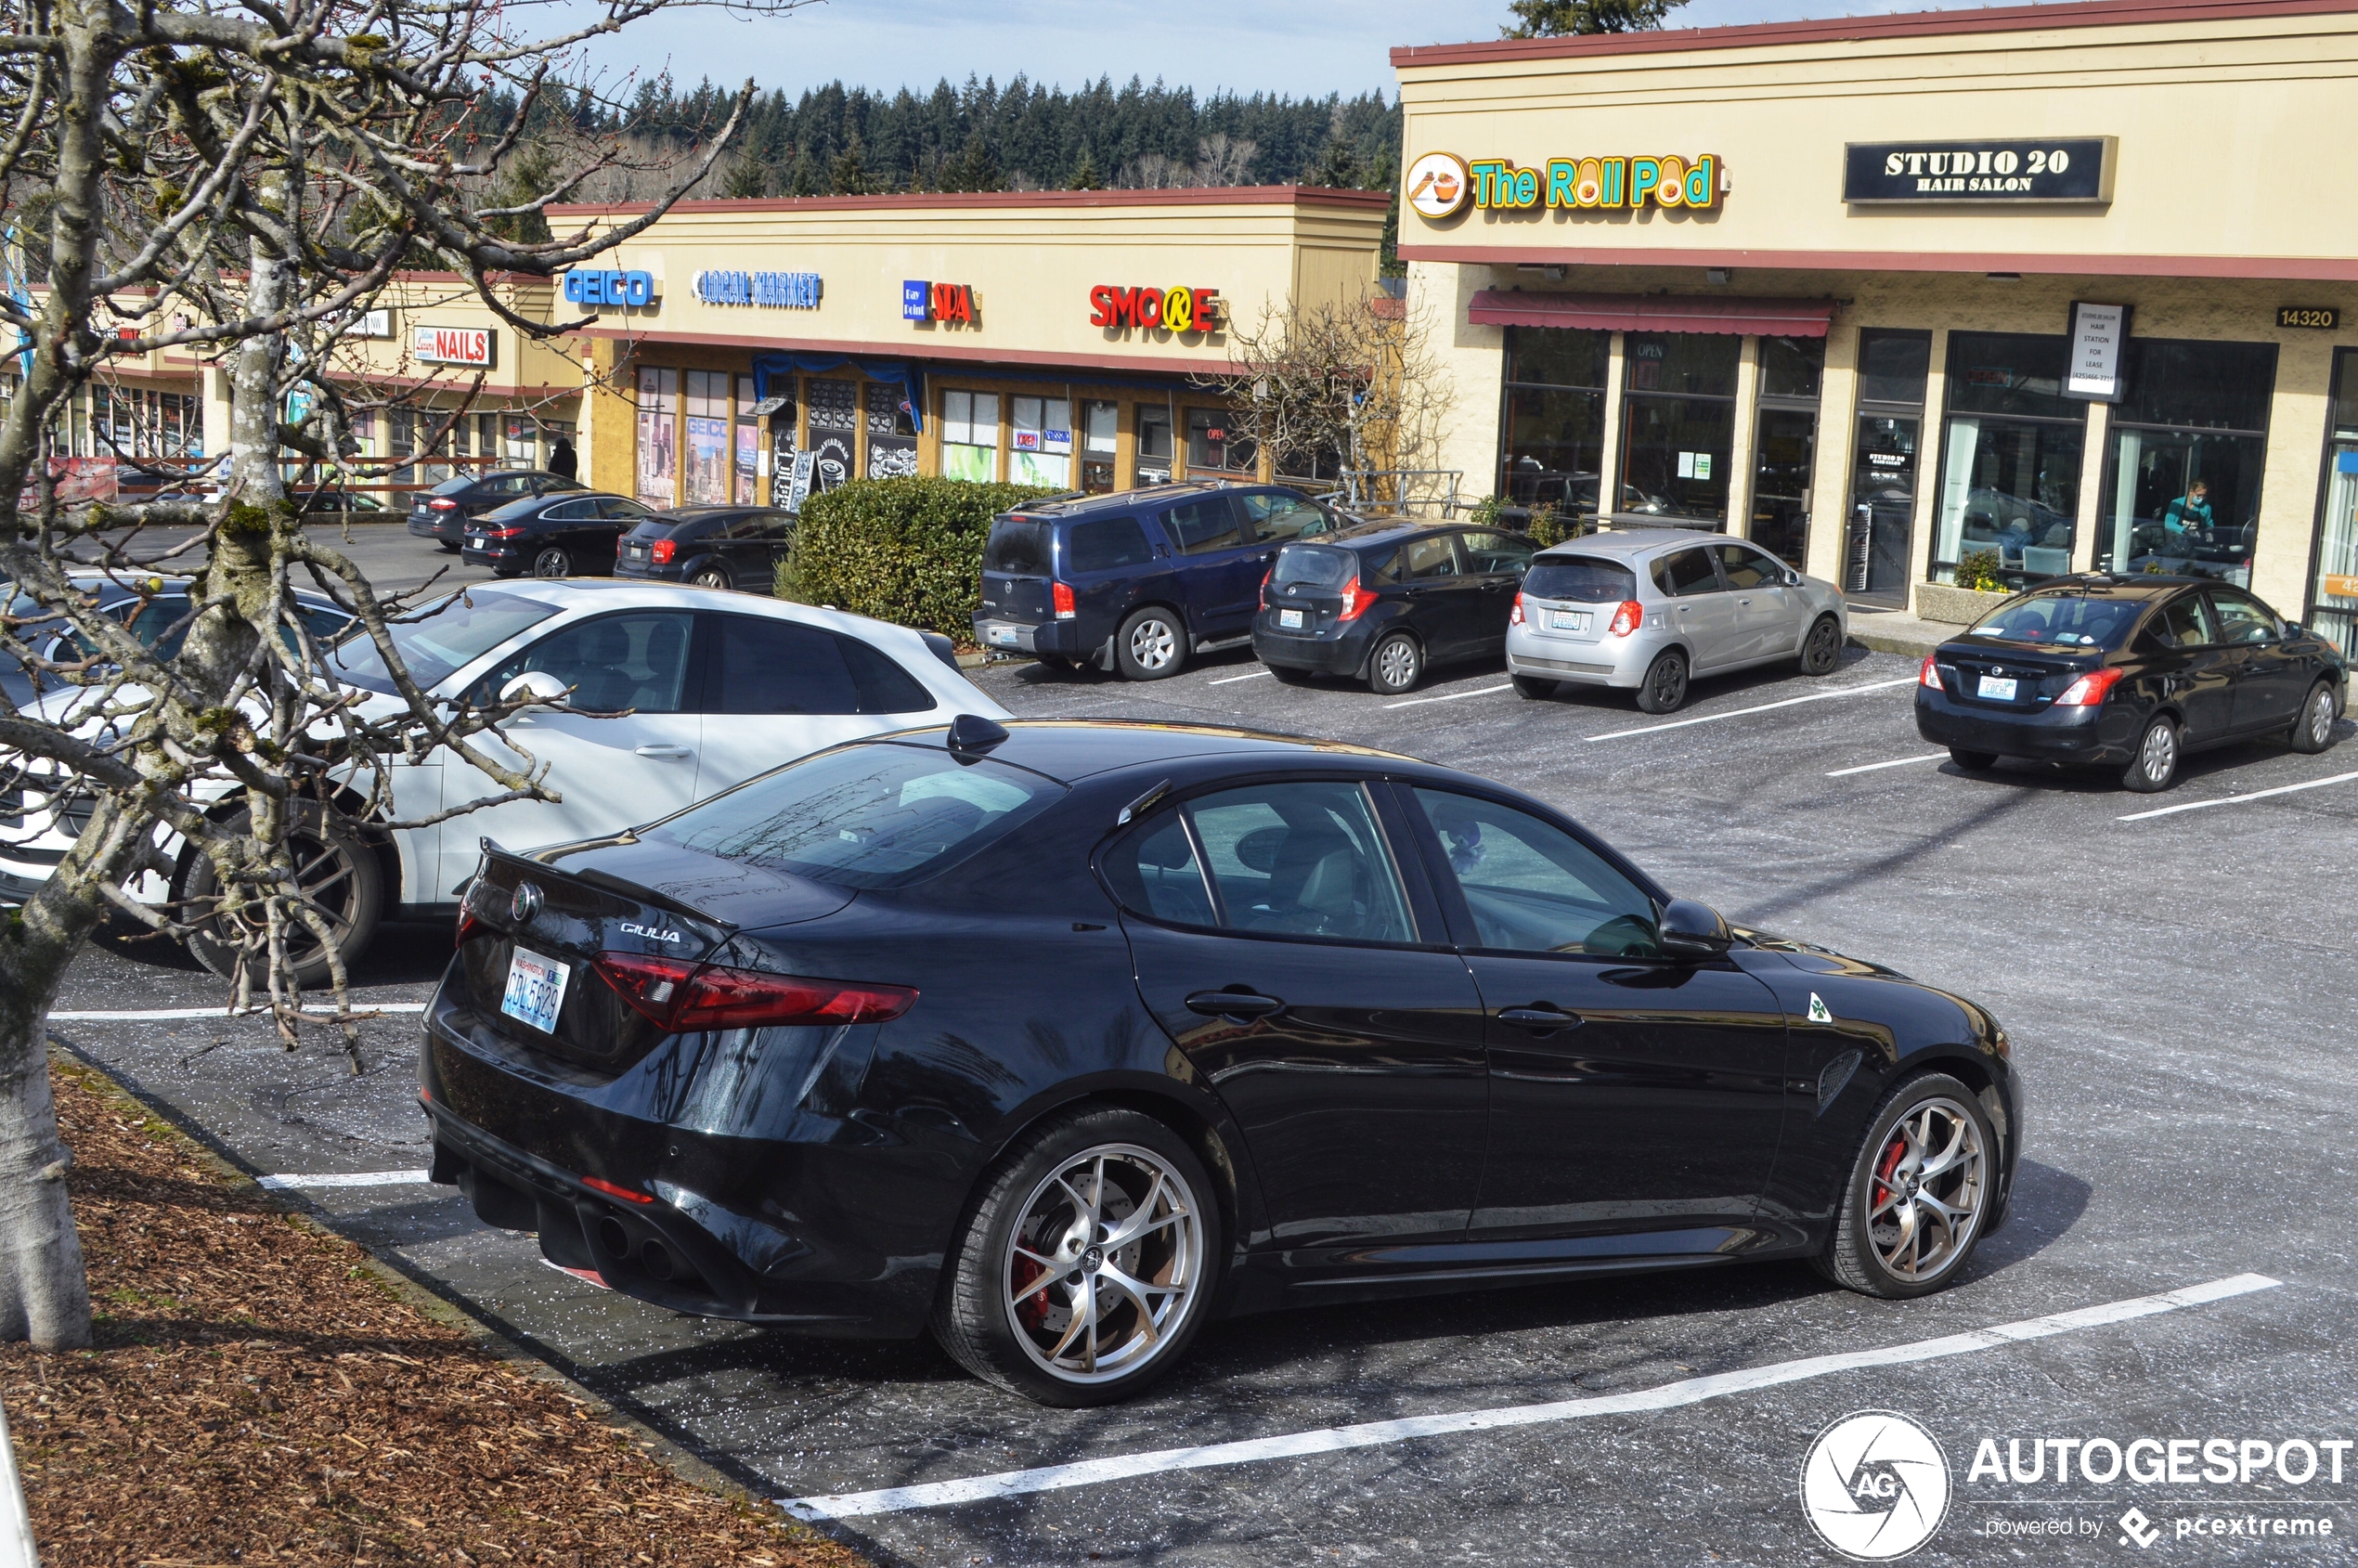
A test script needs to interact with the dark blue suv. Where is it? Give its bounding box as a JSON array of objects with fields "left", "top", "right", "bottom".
[{"left": 974, "top": 483, "right": 1343, "bottom": 680}]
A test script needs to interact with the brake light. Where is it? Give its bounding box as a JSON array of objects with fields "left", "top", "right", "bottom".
[
  {"left": 2054, "top": 667, "right": 2124, "bottom": 707},
  {"left": 1919, "top": 654, "right": 1943, "bottom": 690},
  {"left": 1509, "top": 591, "right": 1525, "bottom": 627},
  {"left": 484, "top": 525, "right": 524, "bottom": 540},
  {"left": 1052, "top": 581, "right": 1077, "bottom": 620},
  {"left": 592, "top": 951, "right": 918, "bottom": 1032},
  {"left": 650, "top": 538, "right": 675, "bottom": 564},
  {"left": 1608, "top": 600, "right": 1643, "bottom": 637},
  {"left": 581, "top": 1174, "right": 654, "bottom": 1206},
  {"left": 1337, "top": 575, "right": 1372, "bottom": 622},
  {"left": 1259, "top": 568, "right": 1272, "bottom": 611},
  {"left": 455, "top": 907, "right": 481, "bottom": 947},
  {"left": 428, "top": 498, "right": 458, "bottom": 511}
]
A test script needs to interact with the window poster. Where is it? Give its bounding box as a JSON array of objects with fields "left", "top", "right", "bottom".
[
  {"left": 635, "top": 367, "right": 676, "bottom": 506},
  {"left": 685, "top": 415, "right": 729, "bottom": 505}
]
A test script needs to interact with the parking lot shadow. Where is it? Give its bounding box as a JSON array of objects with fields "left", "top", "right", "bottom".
[
  {"left": 1967, "top": 1157, "right": 2092, "bottom": 1274},
  {"left": 1513, "top": 641, "right": 1877, "bottom": 711}
]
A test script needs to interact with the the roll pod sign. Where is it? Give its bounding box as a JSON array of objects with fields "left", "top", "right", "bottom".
[
  {"left": 1471, "top": 155, "right": 1724, "bottom": 211},
  {"left": 1089, "top": 285, "right": 1223, "bottom": 333}
]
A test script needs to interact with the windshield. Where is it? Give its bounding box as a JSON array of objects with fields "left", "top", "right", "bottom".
[
  {"left": 982, "top": 518, "right": 1052, "bottom": 576},
  {"left": 653, "top": 743, "right": 1062, "bottom": 889},
  {"left": 1272, "top": 544, "right": 1354, "bottom": 590},
  {"left": 1525, "top": 555, "right": 1639, "bottom": 604},
  {"left": 1969, "top": 592, "right": 2145, "bottom": 650},
  {"left": 327, "top": 588, "right": 562, "bottom": 693}
]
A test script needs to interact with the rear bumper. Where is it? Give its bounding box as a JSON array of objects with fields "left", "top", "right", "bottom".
[
  {"left": 973, "top": 616, "right": 1095, "bottom": 659},
  {"left": 1504, "top": 628, "right": 1650, "bottom": 689},
  {"left": 1914, "top": 688, "right": 2131, "bottom": 762},
  {"left": 408, "top": 514, "right": 460, "bottom": 543},
  {"left": 1252, "top": 622, "right": 1375, "bottom": 675}
]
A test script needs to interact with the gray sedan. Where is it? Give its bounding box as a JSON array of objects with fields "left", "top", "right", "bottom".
[{"left": 1505, "top": 529, "right": 1849, "bottom": 713}]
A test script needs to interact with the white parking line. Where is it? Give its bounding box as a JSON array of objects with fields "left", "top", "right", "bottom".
[
  {"left": 257, "top": 1170, "right": 433, "bottom": 1191},
  {"left": 1588, "top": 676, "right": 1917, "bottom": 741},
  {"left": 1209, "top": 670, "right": 1273, "bottom": 685},
  {"left": 1383, "top": 682, "right": 1514, "bottom": 711},
  {"left": 49, "top": 1002, "right": 429, "bottom": 1021},
  {"left": 2118, "top": 767, "right": 2358, "bottom": 822},
  {"left": 779, "top": 1271, "right": 2279, "bottom": 1522},
  {"left": 1827, "top": 752, "right": 1950, "bottom": 778}
]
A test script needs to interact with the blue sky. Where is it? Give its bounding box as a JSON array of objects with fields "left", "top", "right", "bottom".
[{"left": 589, "top": 0, "right": 1984, "bottom": 103}]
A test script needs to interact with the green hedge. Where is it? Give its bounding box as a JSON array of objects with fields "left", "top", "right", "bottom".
[{"left": 780, "top": 476, "right": 1059, "bottom": 640}]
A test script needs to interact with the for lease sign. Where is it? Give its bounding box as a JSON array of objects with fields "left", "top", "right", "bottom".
[{"left": 412, "top": 325, "right": 494, "bottom": 367}]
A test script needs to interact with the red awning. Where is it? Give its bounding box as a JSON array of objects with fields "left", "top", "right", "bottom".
[{"left": 1468, "top": 290, "right": 1834, "bottom": 337}]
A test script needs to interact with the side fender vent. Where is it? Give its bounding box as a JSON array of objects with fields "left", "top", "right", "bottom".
[{"left": 1817, "top": 1048, "right": 1863, "bottom": 1115}]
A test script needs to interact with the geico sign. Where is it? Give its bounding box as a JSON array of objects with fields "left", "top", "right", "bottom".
[
  {"left": 1089, "top": 285, "right": 1222, "bottom": 332},
  {"left": 562, "top": 269, "right": 655, "bottom": 308},
  {"left": 411, "top": 326, "right": 493, "bottom": 367}
]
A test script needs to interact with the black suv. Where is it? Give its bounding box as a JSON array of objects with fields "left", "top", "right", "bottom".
[
  {"left": 1252, "top": 522, "right": 1535, "bottom": 694},
  {"left": 407, "top": 469, "right": 584, "bottom": 551},
  {"left": 975, "top": 483, "right": 1342, "bottom": 680}
]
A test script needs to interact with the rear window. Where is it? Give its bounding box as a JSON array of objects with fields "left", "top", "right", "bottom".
[
  {"left": 1272, "top": 543, "right": 1354, "bottom": 590},
  {"left": 1971, "top": 592, "right": 2145, "bottom": 650},
  {"left": 426, "top": 475, "right": 475, "bottom": 497},
  {"left": 982, "top": 517, "right": 1052, "bottom": 576},
  {"left": 1525, "top": 556, "right": 1638, "bottom": 603},
  {"left": 1068, "top": 516, "right": 1153, "bottom": 574},
  {"left": 653, "top": 743, "right": 1063, "bottom": 889}
]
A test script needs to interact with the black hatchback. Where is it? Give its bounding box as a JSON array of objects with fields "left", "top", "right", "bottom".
[
  {"left": 1252, "top": 523, "right": 1535, "bottom": 695},
  {"left": 461, "top": 490, "right": 657, "bottom": 577},
  {"left": 407, "top": 469, "right": 584, "bottom": 551},
  {"left": 615, "top": 506, "right": 797, "bottom": 593},
  {"left": 1915, "top": 575, "right": 2347, "bottom": 791}
]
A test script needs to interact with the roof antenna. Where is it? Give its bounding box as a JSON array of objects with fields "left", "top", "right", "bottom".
[{"left": 946, "top": 713, "right": 1010, "bottom": 757}]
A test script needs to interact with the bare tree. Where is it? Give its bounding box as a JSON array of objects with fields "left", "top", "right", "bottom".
[
  {"left": 1193, "top": 289, "right": 1458, "bottom": 514},
  {"left": 0, "top": 0, "right": 802, "bottom": 1348}
]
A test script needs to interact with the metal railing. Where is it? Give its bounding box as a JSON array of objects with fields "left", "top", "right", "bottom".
[{"left": 1325, "top": 468, "right": 1465, "bottom": 520}]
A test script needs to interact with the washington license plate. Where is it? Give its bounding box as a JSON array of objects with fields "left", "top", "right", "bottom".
[
  {"left": 1976, "top": 675, "right": 2018, "bottom": 701},
  {"left": 1278, "top": 608, "right": 1305, "bottom": 629},
  {"left": 1549, "top": 610, "right": 1588, "bottom": 631},
  {"left": 988, "top": 625, "right": 1018, "bottom": 647},
  {"left": 500, "top": 947, "right": 570, "bottom": 1034}
]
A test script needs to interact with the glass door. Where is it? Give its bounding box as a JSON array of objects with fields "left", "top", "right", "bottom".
[
  {"left": 1849, "top": 415, "right": 1920, "bottom": 597},
  {"left": 2308, "top": 349, "right": 2358, "bottom": 657}
]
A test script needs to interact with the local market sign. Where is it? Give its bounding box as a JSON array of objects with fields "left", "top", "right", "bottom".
[
  {"left": 693, "top": 269, "right": 823, "bottom": 308},
  {"left": 412, "top": 325, "right": 493, "bottom": 367},
  {"left": 1404, "top": 149, "right": 1724, "bottom": 217},
  {"left": 1088, "top": 285, "right": 1222, "bottom": 332},
  {"left": 1843, "top": 138, "right": 2116, "bottom": 203}
]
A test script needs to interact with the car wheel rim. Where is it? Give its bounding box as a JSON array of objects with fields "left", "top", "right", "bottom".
[
  {"left": 211, "top": 829, "right": 361, "bottom": 963},
  {"left": 1005, "top": 1144, "right": 1203, "bottom": 1384},
  {"left": 2142, "top": 723, "right": 2175, "bottom": 781},
  {"left": 2311, "top": 693, "right": 2333, "bottom": 745},
  {"left": 1808, "top": 622, "right": 1837, "bottom": 668},
  {"left": 1379, "top": 640, "right": 1415, "bottom": 686},
  {"left": 535, "top": 550, "right": 567, "bottom": 577},
  {"left": 1652, "top": 658, "right": 1685, "bottom": 705},
  {"left": 1130, "top": 619, "right": 1176, "bottom": 670},
  {"left": 1867, "top": 1096, "right": 1985, "bottom": 1284}
]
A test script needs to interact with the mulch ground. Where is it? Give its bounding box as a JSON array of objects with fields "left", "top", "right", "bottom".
[{"left": 4, "top": 1059, "right": 871, "bottom": 1568}]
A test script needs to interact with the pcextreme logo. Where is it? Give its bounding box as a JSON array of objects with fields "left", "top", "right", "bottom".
[{"left": 1801, "top": 1410, "right": 1953, "bottom": 1561}]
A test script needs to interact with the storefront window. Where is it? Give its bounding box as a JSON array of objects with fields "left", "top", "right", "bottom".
[
  {"left": 939, "top": 389, "right": 999, "bottom": 484},
  {"left": 807, "top": 377, "right": 859, "bottom": 492},
  {"left": 1500, "top": 326, "right": 1607, "bottom": 519},
  {"left": 1844, "top": 330, "right": 1932, "bottom": 600},
  {"left": 680, "top": 369, "right": 730, "bottom": 505},
  {"left": 502, "top": 415, "right": 539, "bottom": 469},
  {"left": 1081, "top": 400, "right": 1118, "bottom": 493},
  {"left": 733, "top": 376, "right": 761, "bottom": 501},
  {"left": 1931, "top": 332, "right": 2087, "bottom": 586},
  {"left": 1752, "top": 336, "right": 1824, "bottom": 568},
  {"left": 1135, "top": 405, "right": 1173, "bottom": 486},
  {"left": 636, "top": 367, "right": 677, "bottom": 507},
  {"left": 1011, "top": 395, "right": 1073, "bottom": 487},
  {"left": 2308, "top": 348, "right": 2358, "bottom": 656},
  {"left": 866, "top": 382, "right": 919, "bottom": 480},
  {"left": 1619, "top": 332, "right": 1738, "bottom": 527},
  {"left": 1185, "top": 408, "right": 1255, "bottom": 476},
  {"left": 2096, "top": 340, "right": 2274, "bottom": 588}
]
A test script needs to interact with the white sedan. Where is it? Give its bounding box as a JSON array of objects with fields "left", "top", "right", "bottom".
[{"left": 0, "top": 581, "right": 1007, "bottom": 981}]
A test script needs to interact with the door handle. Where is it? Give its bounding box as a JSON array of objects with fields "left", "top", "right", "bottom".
[
  {"left": 633, "top": 745, "right": 693, "bottom": 760},
  {"left": 1185, "top": 989, "right": 1286, "bottom": 1021},
  {"left": 1498, "top": 1004, "right": 1582, "bottom": 1031}
]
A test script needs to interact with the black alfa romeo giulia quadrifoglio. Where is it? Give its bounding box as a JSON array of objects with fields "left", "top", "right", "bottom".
[{"left": 421, "top": 718, "right": 2023, "bottom": 1405}]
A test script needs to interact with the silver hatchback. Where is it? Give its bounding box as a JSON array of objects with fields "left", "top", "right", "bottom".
[{"left": 1505, "top": 529, "right": 1849, "bottom": 713}]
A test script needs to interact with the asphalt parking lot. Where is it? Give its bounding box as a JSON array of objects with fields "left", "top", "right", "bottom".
[{"left": 44, "top": 620, "right": 2358, "bottom": 1565}]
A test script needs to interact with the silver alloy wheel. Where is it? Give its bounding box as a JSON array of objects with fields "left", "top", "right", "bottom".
[
  {"left": 2140, "top": 719, "right": 2177, "bottom": 784},
  {"left": 534, "top": 546, "right": 571, "bottom": 577},
  {"left": 1127, "top": 616, "right": 1178, "bottom": 672},
  {"left": 1004, "top": 1143, "right": 1203, "bottom": 1385},
  {"left": 2309, "top": 688, "right": 2335, "bottom": 746},
  {"left": 1375, "top": 636, "right": 1418, "bottom": 688},
  {"left": 1866, "top": 1095, "right": 1986, "bottom": 1284},
  {"left": 691, "top": 567, "right": 729, "bottom": 590},
  {"left": 211, "top": 827, "right": 365, "bottom": 965}
]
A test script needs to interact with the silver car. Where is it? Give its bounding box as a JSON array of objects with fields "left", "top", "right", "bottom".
[{"left": 1505, "top": 529, "right": 1849, "bottom": 713}]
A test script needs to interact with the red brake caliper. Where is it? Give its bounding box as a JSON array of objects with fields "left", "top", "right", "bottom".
[
  {"left": 1872, "top": 1135, "right": 1908, "bottom": 1213},
  {"left": 1013, "top": 1255, "right": 1052, "bottom": 1328}
]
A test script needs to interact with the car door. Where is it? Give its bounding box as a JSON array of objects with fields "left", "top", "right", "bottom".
[
  {"left": 439, "top": 609, "right": 703, "bottom": 893},
  {"left": 745, "top": 509, "right": 797, "bottom": 590},
  {"left": 689, "top": 611, "right": 940, "bottom": 801},
  {"left": 1157, "top": 495, "right": 1262, "bottom": 638},
  {"left": 2143, "top": 590, "right": 2235, "bottom": 743},
  {"left": 1712, "top": 542, "right": 1796, "bottom": 664},
  {"left": 1108, "top": 779, "right": 1490, "bottom": 1260},
  {"left": 1458, "top": 529, "right": 1537, "bottom": 656},
  {"left": 1395, "top": 532, "right": 1482, "bottom": 659},
  {"left": 1652, "top": 545, "right": 1743, "bottom": 671},
  {"left": 2208, "top": 588, "right": 2307, "bottom": 732},
  {"left": 1397, "top": 784, "right": 1788, "bottom": 1251}
]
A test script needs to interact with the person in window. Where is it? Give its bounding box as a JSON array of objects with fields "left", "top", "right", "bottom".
[
  {"left": 1994, "top": 513, "right": 2036, "bottom": 561},
  {"left": 2162, "top": 479, "right": 2214, "bottom": 547},
  {"left": 548, "top": 434, "right": 577, "bottom": 480}
]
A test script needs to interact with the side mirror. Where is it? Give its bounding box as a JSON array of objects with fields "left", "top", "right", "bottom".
[
  {"left": 1784, "top": 569, "right": 1805, "bottom": 588},
  {"left": 499, "top": 670, "right": 571, "bottom": 709},
  {"left": 1658, "top": 898, "right": 1731, "bottom": 959}
]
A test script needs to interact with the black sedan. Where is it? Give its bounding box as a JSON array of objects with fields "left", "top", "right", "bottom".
[
  {"left": 408, "top": 469, "right": 584, "bottom": 551},
  {"left": 461, "top": 491, "right": 656, "bottom": 577},
  {"left": 1252, "top": 522, "right": 1535, "bottom": 694},
  {"left": 423, "top": 718, "right": 2022, "bottom": 1405},
  {"left": 1915, "top": 575, "right": 2347, "bottom": 791},
  {"left": 615, "top": 505, "right": 797, "bottom": 592}
]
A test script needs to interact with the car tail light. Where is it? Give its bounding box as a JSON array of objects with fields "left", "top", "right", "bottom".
[
  {"left": 1509, "top": 591, "right": 1525, "bottom": 627},
  {"left": 592, "top": 951, "right": 918, "bottom": 1033},
  {"left": 1259, "top": 568, "right": 1272, "bottom": 611},
  {"left": 2054, "top": 667, "right": 2124, "bottom": 707},
  {"left": 484, "top": 525, "right": 523, "bottom": 540},
  {"left": 1608, "top": 600, "right": 1643, "bottom": 637},
  {"left": 455, "top": 907, "right": 482, "bottom": 947},
  {"left": 428, "top": 498, "right": 458, "bottom": 511},
  {"left": 581, "top": 1174, "right": 654, "bottom": 1206},
  {"left": 1052, "top": 581, "right": 1077, "bottom": 620},
  {"left": 1919, "top": 654, "right": 1943, "bottom": 690},
  {"left": 650, "top": 538, "right": 676, "bottom": 564},
  {"left": 1337, "top": 575, "right": 1372, "bottom": 622}
]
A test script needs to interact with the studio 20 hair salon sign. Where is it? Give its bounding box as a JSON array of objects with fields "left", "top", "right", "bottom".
[{"left": 1844, "top": 138, "right": 2117, "bottom": 203}]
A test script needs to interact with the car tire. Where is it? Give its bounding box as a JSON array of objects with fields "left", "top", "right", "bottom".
[
  {"left": 1269, "top": 665, "right": 1315, "bottom": 686},
  {"left": 1798, "top": 615, "right": 1842, "bottom": 677},
  {"left": 435, "top": 539, "right": 460, "bottom": 554},
  {"left": 1367, "top": 631, "right": 1423, "bottom": 695},
  {"left": 689, "top": 565, "right": 731, "bottom": 590},
  {"left": 1115, "top": 608, "right": 1187, "bottom": 680},
  {"left": 1634, "top": 648, "right": 1689, "bottom": 714},
  {"left": 1948, "top": 747, "right": 1999, "bottom": 771},
  {"left": 1511, "top": 673, "right": 1555, "bottom": 700},
  {"left": 930, "top": 1106, "right": 1221, "bottom": 1407},
  {"left": 532, "top": 545, "right": 572, "bottom": 578},
  {"left": 2289, "top": 680, "right": 2339, "bottom": 755},
  {"left": 1813, "top": 1071, "right": 1996, "bottom": 1300},
  {"left": 2121, "top": 714, "right": 2180, "bottom": 792},
  {"left": 182, "top": 803, "right": 383, "bottom": 991}
]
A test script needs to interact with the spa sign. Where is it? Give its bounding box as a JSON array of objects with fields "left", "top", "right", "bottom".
[
  {"left": 1404, "top": 149, "right": 1725, "bottom": 217},
  {"left": 1843, "top": 138, "right": 2117, "bottom": 203}
]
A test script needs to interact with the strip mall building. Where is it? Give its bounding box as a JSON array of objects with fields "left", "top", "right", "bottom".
[{"left": 1393, "top": 0, "right": 2358, "bottom": 650}]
